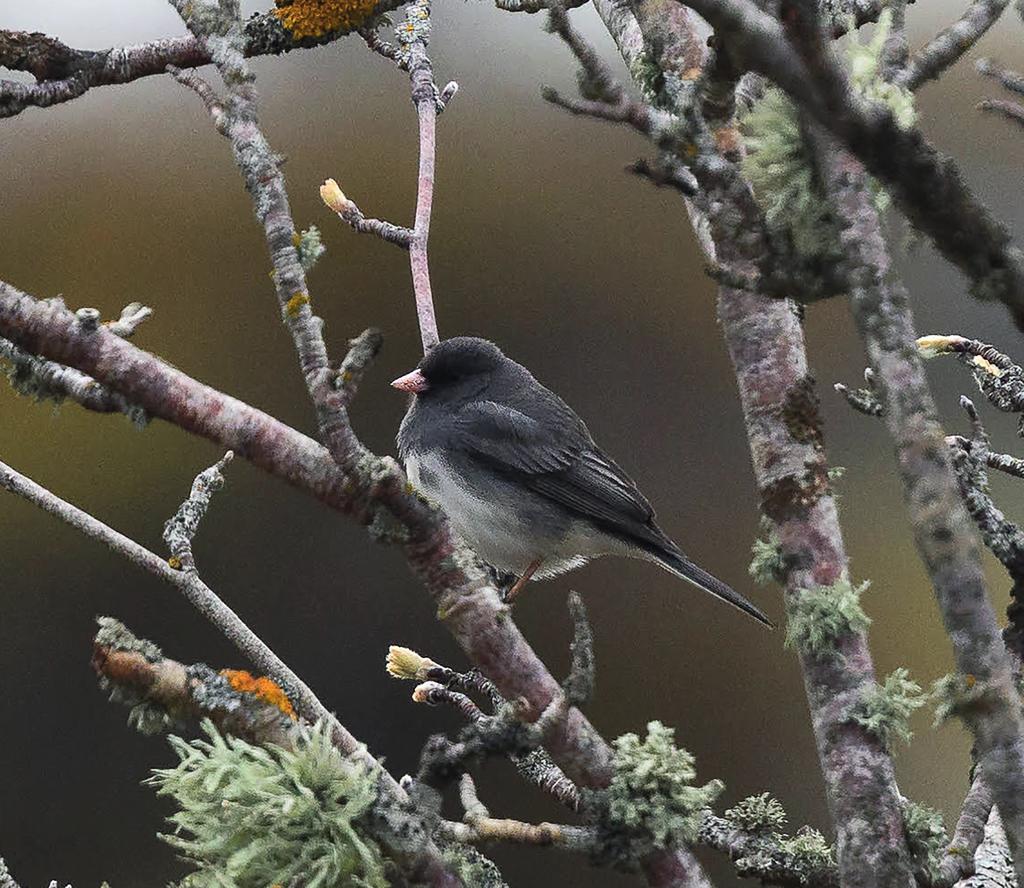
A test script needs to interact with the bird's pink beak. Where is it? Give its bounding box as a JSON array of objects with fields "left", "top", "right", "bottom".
[{"left": 391, "top": 368, "right": 429, "bottom": 393}]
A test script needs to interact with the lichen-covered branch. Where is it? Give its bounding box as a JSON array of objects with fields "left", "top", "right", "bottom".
[
  {"left": 0, "top": 331, "right": 146, "bottom": 423},
  {"left": 0, "top": 456, "right": 461, "bottom": 886},
  {"left": 810, "top": 124, "right": 1024, "bottom": 884},
  {"left": 163, "top": 451, "right": 233, "bottom": 572},
  {"left": 0, "top": 2, "right": 404, "bottom": 119},
  {"left": 934, "top": 772, "right": 994, "bottom": 887},
  {"left": 977, "top": 58, "right": 1024, "bottom": 96},
  {"left": 679, "top": 0, "right": 1024, "bottom": 327},
  {"left": 167, "top": 0, "right": 370, "bottom": 485},
  {"left": 578, "top": 3, "right": 914, "bottom": 886},
  {"left": 699, "top": 814, "right": 839, "bottom": 888},
  {"left": 895, "top": 0, "right": 1011, "bottom": 91},
  {"left": 93, "top": 617, "right": 300, "bottom": 746}
]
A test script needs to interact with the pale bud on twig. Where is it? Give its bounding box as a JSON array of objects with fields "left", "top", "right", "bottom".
[
  {"left": 320, "top": 178, "right": 351, "bottom": 213},
  {"left": 386, "top": 645, "right": 438, "bottom": 681},
  {"left": 412, "top": 680, "right": 445, "bottom": 703}
]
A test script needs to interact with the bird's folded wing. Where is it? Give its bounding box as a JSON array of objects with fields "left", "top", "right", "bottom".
[{"left": 455, "top": 400, "right": 655, "bottom": 531}]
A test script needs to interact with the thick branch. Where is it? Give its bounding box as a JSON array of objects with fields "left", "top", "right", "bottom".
[
  {"left": 584, "top": 3, "right": 914, "bottom": 887},
  {"left": 814, "top": 131, "right": 1024, "bottom": 884}
]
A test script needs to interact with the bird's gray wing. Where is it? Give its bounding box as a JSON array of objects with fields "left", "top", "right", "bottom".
[{"left": 455, "top": 400, "right": 656, "bottom": 531}]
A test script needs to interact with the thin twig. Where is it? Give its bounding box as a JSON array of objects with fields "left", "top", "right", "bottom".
[
  {"left": 895, "top": 0, "right": 1011, "bottom": 90},
  {"left": 0, "top": 457, "right": 347, "bottom": 749},
  {"left": 978, "top": 99, "right": 1024, "bottom": 129}
]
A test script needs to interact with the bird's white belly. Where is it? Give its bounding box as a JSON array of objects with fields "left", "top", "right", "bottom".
[{"left": 405, "top": 451, "right": 617, "bottom": 577}]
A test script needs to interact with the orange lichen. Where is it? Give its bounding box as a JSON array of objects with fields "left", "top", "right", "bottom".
[
  {"left": 220, "top": 668, "right": 298, "bottom": 720},
  {"left": 284, "top": 291, "right": 310, "bottom": 318},
  {"left": 167, "top": 555, "right": 183, "bottom": 570},
  {"left": 273, "top": 0, "right": 380, "bottom": 40}
]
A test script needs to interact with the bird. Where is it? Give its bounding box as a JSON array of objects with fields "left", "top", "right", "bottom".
[{"left": 393, "top": 336, "right": 772, "bottom": 627}]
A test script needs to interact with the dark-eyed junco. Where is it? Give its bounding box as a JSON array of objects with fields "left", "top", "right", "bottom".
[{"left": 394, "top": 337, "right": 772, "bottom": 627}]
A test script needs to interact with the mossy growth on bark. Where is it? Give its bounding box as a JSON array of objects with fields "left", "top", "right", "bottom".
[
  {"left": 149, "top": 720, "right": 389, "bottom": 888},
  {"left": 725, "top": 792, "right": 789, "bottom": 833},
  {"left": 784, "top": 578, "right": 871, "bottom": 656},
  {"left": 849, "top": 667, "right": 926, "bottom": 751},
  {"left": 587, "top": 721, "right": 723, "bottom": 869},
  {"left": 901, "top": 798, "right": 949, "bottom": 883},
  {"left": 741, "top": 10, "right": 915, "bottom": 261}
]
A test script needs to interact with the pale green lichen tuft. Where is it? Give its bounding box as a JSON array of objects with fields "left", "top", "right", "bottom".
[
  {"left": 779, "top": 826, "right": 835, "bottom": 871},
  {"left": 847, "top": 11, "right": 917, "bottom": 130},
  {"left": 902, "top": 799, "right": 948, "bottom": 883},
  {"left": 295, "top": 225, "right": 326, "bottom": 272},
  {"left": 749, "top": 534, "right": 787, "bottom": 586},
  {"left": 849, "top": 667, "right": 926, "bottom": 751},
  {"left": 931, "top": 672, "right": 993, "bottom": 726},
  {"left": 591, "top": 720, "right": 723, "bottom": 866},
  {"left": 628, "top": 49, "right": 665, "bottom": 107},
  {"left": 149, "top": 719, "right": 389, "bottom": 888},
  {"left": 784, "top": 578, "right": 871, "bottom": 655},
  {"left": 741, "top": 88, "right": 840, "bottom": 262},
  {"left": 725, "top": 793, "right": 788, "bottom": 833},
  {"left": 437, "top": 839, "right": 508, "bottom": 888},
  {"left": 741, "top": 11, "right": 915, "bottom": 258}
]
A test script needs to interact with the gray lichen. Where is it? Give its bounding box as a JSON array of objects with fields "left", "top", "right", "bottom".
[
  {"left": 94, "top": 617, "right": 180, "bottom": 735},
  {"left": 436, "top": 839, "right": 508, "bottom": 888},
  {"left": 149, "top": 719, "right": 389, "bottom": 888},
  {"left": 784, "top": 578, "right": 871, "bottom": 656},
  {"left": 587, "top": 721, "right": 723, "bottom": 869},
  {"left": 725, "top": 793, "right": 788, "bottom": 833},
  {"left": 931, "top": 671, "right": 997, "bottom": 726},
  {"left": 777, "top": 826, "right": 835, "bottom": 873},
  {"left": 901, "top": 799, "right": 949, "bottom": 883},
  {"left": 296, "top": 225, "right": 326, "bottom": 272},
  {"left": 849, "top": 667, "right": 926, "bottom": 751},
  {"left": 749, "top": 533, "right": 787, "bottom": 586}
]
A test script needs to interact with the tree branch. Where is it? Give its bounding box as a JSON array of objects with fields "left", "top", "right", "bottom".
[
  {"left": 0, "top": 454, "right": 461, "bottom": 887},
  {"left": 808, "top": 116, "right": 1024, "bottom": 884},
  {"left": 679, "top": 0, "right": 1024, "bottom": 327},
  {"left": 895, "top": 0, "right": 1011, "bottom": 91},
  {"left": 577, "top": 3, "right": 915, "bottom": 886},
  {"left": 0, "top": 3, "right": 405, "bottom": 119}
]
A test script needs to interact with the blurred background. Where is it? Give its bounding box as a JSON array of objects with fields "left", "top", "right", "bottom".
[{"left": 1, "top": 2, "right": 1022, "bottom": 885}]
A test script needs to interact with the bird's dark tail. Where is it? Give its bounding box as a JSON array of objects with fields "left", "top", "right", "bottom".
[{"left": 646, "top": 543, "right": 774, "bottom": 628}]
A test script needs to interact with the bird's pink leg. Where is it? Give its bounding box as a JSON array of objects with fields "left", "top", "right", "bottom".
[{"left": 504, "top": 558, "right": 543, "bottom": 603}]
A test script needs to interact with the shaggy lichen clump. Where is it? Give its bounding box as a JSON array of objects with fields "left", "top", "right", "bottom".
[
  {"left": 590, "top": 721, "right": 723, "bottom": 867},
  {"left": 725, "top": 793, "right": 788, "bottom": 833},
  {"left": 741, "top": 11, "right": 915, "bottom": 259},
  {"left": 273, "top": 0, "right": 380, "bottom": 39},
  {"left": 849, "top": 667, "right": 926, "bottom": 751},
  {"left": 902, "top": 799, "right": 949, "bottom": 882},
  {"left": 438, "top": 839, "right": 508, "bottom": 888},
  {"left": 784, "top": 578, "right": 871, "bottom": 655},
  {"left": 150, "top": 720, "right": 389, "bottom": 888},
  {"left": 749, "top": 533, "right": 787, "bottom": 586}
]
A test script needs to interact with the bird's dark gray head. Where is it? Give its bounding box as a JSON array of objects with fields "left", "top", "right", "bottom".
[{"left": 391, "top": 337, "right": 506, "bottom": 397}]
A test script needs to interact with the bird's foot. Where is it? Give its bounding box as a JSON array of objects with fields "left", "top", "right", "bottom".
[{"left": 501, "top": 558, "right": 543, "bottom": 605}]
